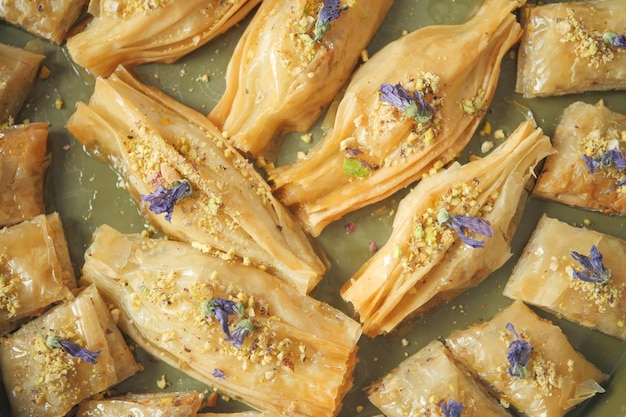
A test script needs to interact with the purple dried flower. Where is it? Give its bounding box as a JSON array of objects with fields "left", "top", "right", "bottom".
[
  {"left": 47, "top": 335, "right": 102, "bottom": 365},
  {"left": 583, "top": 148, "right": 626, "bottom": 174},
  {"left": 213, "top": 368, "right": 226, "bottom": 381},
  {"left": 437, "top": 208, "right": 493, "bottom": 248},
  {"left": 313, "top": 0, "right": 348, "bottom": 41},
  {"left": 202, "top": 298, "right": 244, "bottom": 341},
  {"left": 571, "top": 245, "right": 611, "bottom": 284},
  {"left": 505, "top": 323, "right": 531, "bottom": 378},
  {"left": 583, "top": 148, "right": 626, "bottom": 193},
  {"left": 379, "top": 83, "right": 435, "bottom": 123},
  {"left": 141, "top": 180, "right": 192, "bottom": 222},
  {"left": 603, "top": 32, "right": 626, "bottom": 49},
  {"left": 438, "top": 399, "right": 464, "bottom": 417},
  {"left": 230, "top": 318, "right": 255, "bottom": 349}
]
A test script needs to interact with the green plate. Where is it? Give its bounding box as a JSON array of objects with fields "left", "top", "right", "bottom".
[{"left": 1, "top": 0, "right": 625, "bottom": 416}]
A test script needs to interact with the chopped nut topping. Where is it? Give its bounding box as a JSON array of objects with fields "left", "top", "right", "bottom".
[
  {"left": 556, "top": 8, "right": 622, "bottom": 68},
  {"left": 0, "top": 255, "right": 20, "bottom": 318},
  {"left": 403, "top": 178, "right": 495, "bottom": 270},
  {"left": 577, "top": 125, "right": 626, "bottom": 193}
]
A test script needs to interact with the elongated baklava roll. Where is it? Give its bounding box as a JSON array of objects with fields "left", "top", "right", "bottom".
[
  {"left": 0, "top": 213, "right": 75, "bottom": 335},
  {"left": 341, "top": 121, "right": 553, "bottom": 336},
  {"left": 67, "top": 66, "right": 327, "bottom": 294},
  {"left": 76, "top": 391, "right": 203, "bottom": 417},
  {"left": 270, "top": 0, "right": 526, "bottom": 237},
  {"left": 0, "top": 122, "right": 49, "bottom": 227},
  {"left": 504, "top": 215, "right": 626, "bottom": 340},
  {"left": 368, "top": 340, "right": 511, "bottom": 417},
  {"left": 0, "top": 42, "right": 44, "bottom": 123},
  {"left": 446, "top": 301, "right": 607, "bottom": 417},
  {"left": 66, "top": 0, "right": 261, "bottom": 77},
  {"left": 208, "top": 0, "right": 394, "bottom": 158},
  {"left": 80, "top": 225, "right": 362, "bottom": 417},
  {"left": 516, "top": 0, "right": 626, "bottom": 98},
  {"left": 0, "top": 285, "right": 139, "bottom": 417},
  {"left": 533, "top": 101, "right": 626, "bottom": 215}
]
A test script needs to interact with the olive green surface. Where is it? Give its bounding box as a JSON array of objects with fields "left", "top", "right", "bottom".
[{"left": 1, "top": 0, "right": 626, "bottom": 416}]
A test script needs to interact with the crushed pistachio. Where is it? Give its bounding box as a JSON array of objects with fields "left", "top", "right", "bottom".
[
  {"left": 577, "top": 125, "right": 626, "bottom": 192},
  {"left": 188, "top": 283, "right": 305, "bottom": 380},
  {"left": 461, "top": 89, "right": 486, "bottom": 115},
  {"left": 0, "top": 255, "right": 20, "bottom": 318},
  {"left": 501, "top": 325, "right": 564, "bottom": 397},
  {"left": 556, "top": 8, "right": 623, "bottom": 68},
  {"left": 112, "top": 0, "right": 167, "bottom": 18},
  {"left": 156, "top": 373, "right": 170, "bottom": 389},
  {"left": 343, "top": 156, "right": 374, "bottom": 178},
  {"left": 39, "top": 65, "right": 51, "bottom": 80},
  {"left": 493, "top": 129, "right": 505, "bottom": 140},
  {"left": 479, "top": 121, "right": 492, "bottom": 136},
  {"left": 286, "top": 1, "right": 323, "bottom": 68},
  {"left": 26, "top": 330, "right": 87, "bottom": 408},
  {"left": 530, "top": 355, "right": 563, "bottom": 396},
  {"left": 481, "top": 140, "right": 494, "bottom": 153},
  {"left": 403, "top": 178, "right": 495, "bottom": 270}
]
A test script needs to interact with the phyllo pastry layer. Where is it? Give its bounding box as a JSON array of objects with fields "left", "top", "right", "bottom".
[
  {"left": 533, "top": 100, "right": 626, "bottom": 215},
  {"left": 0, "top": 213, "right": 75, "bottom": 335},
  {"left": 0, "top": 122, "right": 49, "bottom": 227},
  {"left": 446, "top": 300, "right": 607, "bottom": 417},
  {"left": 77, "top": 391, "right": 203, "bottom": 417},
  {"left": 0, "top": 285, "right": 139, "bottom": 417},
  {"left": 80, "top": 225, "right": 362, "bottom": 417},
  {"left": 368, "top": 340, "right": 511, "bottom": 417},
  {"left": 515, "top": 0, "right": 626, "bottom": 98},
  {"left": 0, "top": 0, "right": 87, "bottom": 44},
  {"left": 504, "top": 215, "right": 626, "bottom": 340},
  {"left": 0, "top": 42, "right": 44, "bottom": 123}
]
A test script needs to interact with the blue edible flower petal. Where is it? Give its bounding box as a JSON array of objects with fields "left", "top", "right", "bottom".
[
  {"left": 581, "top": 148, "right": 626, "bottom": 193},
  {"left": 582, "top": 154, "right": 601, "bottom": 174},
  {"left": 141, "top": 180, "right": 192, "bottom": 222},
  {"left": 583, "top": 148, "right": 626, "bottom": 173},
  {"left": 47, "top": 335, "right": 102, "bottom": 365},
  {"left": 437, "top": 208, "right": 493, "bottom": 248},
  {"left": 313, "top": 0, "right": 348, "bottom": 41},
  {"left": 438, "top": 399, "right": 464, "bottom": 417},
  {"left": 570, "top": 245, "right": 611, "bottom": 284},
  {"left": 231, "top": 318, "right": 255, "bottom": 349},
  {"left": 202, "top": 298, "right": 243, "bottom": 341},
  {"left": 505, "top": 323, "right": 531, "bottom": 378},
  {"left": 213, "top": 368, "right": 226, "bottom": 381},
  {"left": 603, "top": 32, "right": 626, "bottom": 49},
  {"left": 379, "top": 83, "right": 435, "bottom": 123}
]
